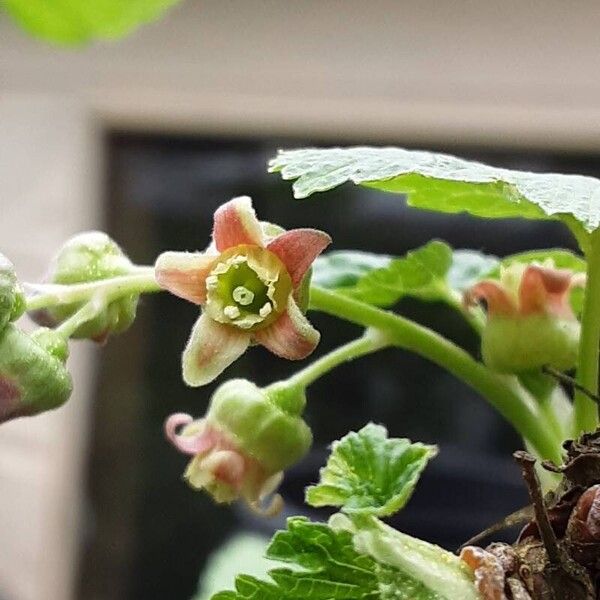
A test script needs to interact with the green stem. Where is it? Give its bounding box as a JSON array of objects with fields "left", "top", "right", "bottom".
[
  {"left": 309, "top": 286, "right": 562, "bottom": 464},
  {"left": 25, "top": 268, "right": 160, "bottom": 311},
  {"left": 54, "top": 296, "right": 107, "bottom": 338},
  {"left": 574, "top": 229, "right": 600, "bottom": 435},
  {"left": 265, "top": 330, "right": 390, "bottom": 414},
  {"left": 286, "top": 330, "right": 390, "bottom": 390}
]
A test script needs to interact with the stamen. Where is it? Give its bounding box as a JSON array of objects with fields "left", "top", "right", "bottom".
[
  {"left": 205, "top": 275, "right": 218, "bottom": 289},
  {"left": 223, "top": 305, "right": 241, "bottom": 319},
  {"left": 233, "top": 286, "right": 255, "bottom": 306},
  {"left": 259, "top": 302, "right": 272, "bottom": 318}
]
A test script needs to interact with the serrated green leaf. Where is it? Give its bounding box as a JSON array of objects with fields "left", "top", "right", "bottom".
[
  {"left": 312, "top": 242, "right": 498, "bottom": 308},
  {"left": 306, "top": 423, "right": 437, "bottom": 517},
  {"left": 269, "top": 146, "right": 600, "bottom": 232},
  {"left": 3, "top": 0, "right": 182, "bottom": 45},
  {"left": 212, "top": 516, "right": 477, "bottom": 600},
  {"left": 212, "top": 517, "right": 380, "bottom": 599}
]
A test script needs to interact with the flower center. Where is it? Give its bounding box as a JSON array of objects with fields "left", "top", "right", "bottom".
[{"left": 205, "top": 245, "right": 292, "bottom": 330}]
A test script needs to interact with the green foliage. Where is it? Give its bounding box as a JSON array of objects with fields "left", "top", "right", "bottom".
[
  {"left": 211, "top": 517, "right": 380, "bottom": 599},
  {"left": 312, "top": 241, "right": 498, "bottom": 308},
  {"left": 306, "top": 423, "right": 437, "bottom": 517},
  {"left": 212, "top": 515, "right": 479, "bottom": 600},
  {"left": 269, "top": 147, "right": 600, "bottom": 232},
  {"left": 2, "top": 0, "right": 183, "bottom": 45}
]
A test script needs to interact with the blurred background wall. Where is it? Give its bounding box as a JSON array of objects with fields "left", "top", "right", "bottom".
[{"left": 2, "top": 2, "right": 600, "bottom": 599}]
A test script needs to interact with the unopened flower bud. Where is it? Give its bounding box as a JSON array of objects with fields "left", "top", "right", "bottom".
[
  {"left": 465, "top": 263, "right": 582, "bottom": 373},
  {"left": 29, "top": 232, "right": 139, "bottom": 342},
  {"left": 0, "top": 324, "right": 72, "bottom": 423},
  {"left": 165, "top": 378, "right": 312, "bottom": 514},
  {"left": 0, "top": 253, "right": 25, "bottom": 331}
]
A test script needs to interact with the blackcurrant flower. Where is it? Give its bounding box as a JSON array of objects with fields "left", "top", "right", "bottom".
[
  {"left": 464, "top": 262, "right": 584, "bottom": 373},
  {"left": 155, "top": 196, "right": 331, "bottom": 386}
]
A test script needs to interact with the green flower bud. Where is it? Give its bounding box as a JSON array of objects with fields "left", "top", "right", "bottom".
[
  {"left": 165, "top": 378, "right": 312, "bottom": 514},
  {"left": 30, "top": 232, "right": 139, "bottom": 342},
  {"left": 207, "top": 379, "right": 312, "bottom": 473},
  {"left": 0, "top": 324, "right": 72, "bottom": 423},
  {"left": 0, "top": 253, "right": 25, "bottom": 331}
]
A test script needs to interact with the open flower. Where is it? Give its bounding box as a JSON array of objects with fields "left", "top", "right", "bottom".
[
  {"left": 464, "top": 262, "right": 584, "bottom": 373},
  {"left": 155, "top": 196, "right": 331, "bottom": 386},
  {"left": 164, "top": 379, "right": 312, "bottom": 515}
]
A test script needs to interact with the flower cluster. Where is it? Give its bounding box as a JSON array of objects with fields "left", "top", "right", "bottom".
[{"left": 155, "top": 196, "right": 331, "bottom": 385}]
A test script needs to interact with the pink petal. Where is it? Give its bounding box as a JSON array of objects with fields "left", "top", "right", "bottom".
[
  {"left": 164, "top": 413, "right": 216, "bottom": 455},
  {"left": 210, "top": 450, "right": 247, "bottom": 489},
  {"left": 255, "top": 297, "right": 320, "bottom": 360},
  {"left": 519, "top": 265, "right": 574, "bottom": 318},
  {"left": 155, "top": 251, "right": 216, "bottom": 305},
  {"left": 464, "top": 281, "right": 516, "bottom": 317},
  {"left": 267, "top": 228, "right": 332, "bottom": 288},
  {"left": 213, "top": 196, "right": 263, "bottom": 252},
  {"left": 182, "top": 313, "right": 251, "bottom": 386}
]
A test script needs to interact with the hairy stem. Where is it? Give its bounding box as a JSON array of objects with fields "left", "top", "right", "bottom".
[
  {"left": 25, "top": 268, "right": 160, "bottom": 311},
  {"left": 309, "top": 286, "right": 562, "bottom": 464},
  {"left": 574, "top": 228, "right": 600, "bottom": 435},
  {"left": 286, "top": 329, "right": 390, "bottom": 390}
]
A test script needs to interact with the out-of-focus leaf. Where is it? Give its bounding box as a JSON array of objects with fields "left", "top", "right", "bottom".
[
  {"left": 306, "top": 423, "right": 437, "bottom": 517},
  {"left": 312, "top": 241, "right": 498, "bottom": 308},
  {"left": 3, "top": 0, "right": 183, "bottom": 45},
  {"left": 269, "top": 147, "right": 600, "bottom": 233}
]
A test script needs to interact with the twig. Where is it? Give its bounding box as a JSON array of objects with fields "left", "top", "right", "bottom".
[
  {"left": 542, "top": 365, "right": 600, "bottom": 405},
  {"left": 514, "top": 450, "right": 561, "bottom": 565}
]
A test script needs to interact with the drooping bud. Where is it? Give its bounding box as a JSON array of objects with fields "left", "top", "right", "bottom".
[
  {"left": 0, "top": 253, "right": 25, "bottom": 331},
  {"left": 0, "top": 324, "right": 72, "bottom": 423},
  {"left": 29, "top": 231, "right": 139, "bottom": 342},
  {"left": 165, "top": 378, "right": 311, "bottom": 514},
  {"left": 464, "top": 263, "right": 582, "bottom": 373}
]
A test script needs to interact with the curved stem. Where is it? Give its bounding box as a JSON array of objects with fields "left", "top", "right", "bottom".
[
  {"left": 54, "top": 296, "right": 107, "bottom": 338},
  {"left": 309, "top": 286, "right": 562, "bottom": 464},
  {"left": 574, "top": 228, "right": 600, "bottom": 435},
  {"left": 286, "top": 329, "right": 390, "bottom": 391},
  {"left": 25, "top": 268, "right": 160, "bottom": 311}
]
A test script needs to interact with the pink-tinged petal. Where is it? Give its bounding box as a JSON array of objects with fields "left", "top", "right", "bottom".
[
  {"left": 182, "top": 313, "right": 251, "bottom": 386},
  {"left": 164, "top": 413, "right": 216, "bottom": 455},
  {"left": 464, "top": 281, "right": 517, "bottom": 317},
  {"left": 519, "top": 265, "right": 574, "bottom": 318},
  {"left": 267, "top": 228, "right": 332, "bottom": 288},
  {"left": 155, "top": 251, "right": 216, "bottom": 305},
  {"left": 209, "top": 450, "right": 246, "bottom": 489},
  {"left": 213, "top": 196, "right": 263, "bottom": 252},
  {"left": 255, "top": 297, "right": 320, "bottom": 360}
]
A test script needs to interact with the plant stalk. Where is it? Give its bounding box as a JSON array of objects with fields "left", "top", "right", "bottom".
[
  {"left": 574, "top": 229, "right": 600, "bottom": 435},
  {"left": 309, "top": 286, "right": 562, "bottom": 464}
]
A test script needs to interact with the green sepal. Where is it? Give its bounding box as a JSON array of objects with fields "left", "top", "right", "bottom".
[
  {"left": 0, "top": 253, "right": 25, "bottom": 331},
  {"left": 33, "top": 231, "right": 139, "bottom": 341},
  {"left": 207, "top": 379, "right": 312, "bottom": 473},
  {"left": 0, "top": 324, "right": 72, "bottom": 422}
]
